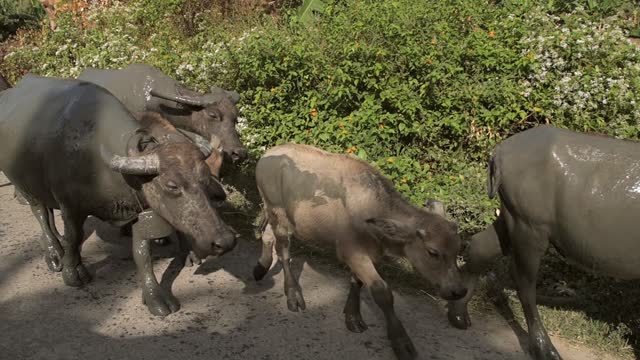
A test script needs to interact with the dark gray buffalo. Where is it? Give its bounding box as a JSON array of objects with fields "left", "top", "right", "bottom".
[
  {"left": 0, "top": 75, "right": 237, "bottom": 316},
  {"left": 0, "top": 74, "right": 10, "bottom": 91},
  {"left": 78, "top": 63, "right": 247, "bottom": 165},
  {"left": 254, "top": 144, "right": 467, "bottom": 360},
  {"left": 447, "top": 125, "right": 640, "bottom": 360}
]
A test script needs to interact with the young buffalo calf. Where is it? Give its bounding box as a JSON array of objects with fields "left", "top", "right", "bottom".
[{"left": 254, "top": 144, "right": 467, "bottom": 360}]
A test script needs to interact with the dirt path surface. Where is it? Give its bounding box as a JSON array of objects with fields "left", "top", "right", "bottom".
[{"left": 0, "top": 173, "right": 620, "bottom": 360}]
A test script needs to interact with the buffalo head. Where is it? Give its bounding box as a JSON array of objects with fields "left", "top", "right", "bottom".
[
  {"left": 102, "top": 129, "right": 237, "bottom": 257},
  {"left": 150, "top": 86, "right": 248, "bottom": 163},
  {"left": 365, "top": 199, "right": 467, "bottom": 301}
]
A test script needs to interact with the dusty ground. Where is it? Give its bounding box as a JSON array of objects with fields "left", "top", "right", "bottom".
[{"left": 0, "top": 173, "right": 621, "bottom": 360}]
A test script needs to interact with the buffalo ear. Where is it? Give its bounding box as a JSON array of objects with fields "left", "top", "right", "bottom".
[
  {"left": 424, "top": 198, "right": 446, "bottom": 217},
  {"left": 365, "top": 218, "right": 413, "bottom": 243},
  {"left": 128, "top": 129, "right": 159, "bottom": 156}
]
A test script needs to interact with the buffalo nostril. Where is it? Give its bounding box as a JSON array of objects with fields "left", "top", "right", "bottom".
[{"left": 231, "top": 148, "right": 248, "bottom": 162}]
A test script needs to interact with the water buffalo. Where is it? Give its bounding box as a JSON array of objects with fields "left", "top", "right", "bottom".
[
  {"left": 78, "top": 63, "right": 248, "bottom": 164},
  {"left": 0, "top": 74, "right": 10, "bottom": 91},
  {"left": 0, "top": 74, "right": 237, "bottom": 316},
  {"left": 447, "top": 125, "right": 640, "bottom": 360},
  {"left": 253, "top": 144, "right": 467, "bottom": 360}
]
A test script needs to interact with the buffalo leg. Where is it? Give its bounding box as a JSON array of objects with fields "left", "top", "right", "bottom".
[
  {"left": 343, "top": 273, "right": 367, "bottom": 333},
  {"left": 120, "top": 223, "right": 133, "bottom": 237},
  {"left": 272, "top": 224, "right": 305, "bottom": 312},
  {"left": 14, "top": 188, "right": 30, "bottom": 205},
  {"left": 348, "top": 256, "right": 416, "bottom": 360},
  {"left": 448, "top": 220, "right": 503, "bottom": 329},
  {"left": 253, "top": 223, "right": 275, "bottom": 281},
  {"left": 511, "top": 224, "right": 561, "bottom": 360},
  {"left": 47, "top": 207, "right": 63, "bottom": 241},
  {"left": 59, "top": 208, "right": 91, "bottom": 286},
  {"left": 132, "top": 221, "right": 180, "bottom": 316},
  {"left": 30, "top": 202, "right": 64, "bottom": 272}
]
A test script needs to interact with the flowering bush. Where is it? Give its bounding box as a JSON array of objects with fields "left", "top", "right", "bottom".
[
  {"left": 2, "top": 0, "right": 640, "bottom": 233},
  {"left": 519, "top": 7, "right": 640, "bottom": 138},
  {"left": 0, "top": 0, "right": 44, "bottom": 41}
]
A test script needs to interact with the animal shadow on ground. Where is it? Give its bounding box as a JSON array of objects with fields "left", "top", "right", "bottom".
[{"left": 1, "top": 207, "right": 534, "bottom": 360}]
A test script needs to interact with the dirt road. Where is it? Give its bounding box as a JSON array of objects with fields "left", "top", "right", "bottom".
[{"left": 0, "top": 173, "right": 619, "bottom": 360}]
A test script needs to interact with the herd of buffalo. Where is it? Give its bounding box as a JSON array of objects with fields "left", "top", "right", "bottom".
[{"left": 0, "top": 64, "right": 639, "bottom": 360}]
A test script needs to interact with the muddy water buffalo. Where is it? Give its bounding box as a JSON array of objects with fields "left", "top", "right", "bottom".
[
  {"left": 253, "top": 144, "right": 466, "bottom": 360},
  {"left": 0, "top": 74, "right": 10, "bottom": 91},
  {"left": 0, "top": 75, "right": 237, "bottom": 316},
  {"left": 447, "top": 125, "right": 640, "bottom": 360},
  {"left": 78, "top": 63, "right": 247, "bottom": 164}
]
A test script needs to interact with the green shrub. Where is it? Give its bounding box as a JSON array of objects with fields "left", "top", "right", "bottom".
[
  {"left": 2, "top": 0, "right": 640, "bottom": 235},
  {"left": 0, "top": 0, "right": 45, "bottom": 41}
]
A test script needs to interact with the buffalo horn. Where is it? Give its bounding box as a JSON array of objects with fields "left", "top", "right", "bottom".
[
  {"left": 150, "top": 88, "right": 205, "bottom": 107},
  {"left": 100, "top": 145, "right": 160, "bottom": 175},
  {"left": 176, "top": 129, "right": 213, "bottom": 158}
]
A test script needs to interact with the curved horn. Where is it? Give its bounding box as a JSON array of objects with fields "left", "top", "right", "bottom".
[
  {"left": 226, "top": 90, "right": 240, "bottom": 104},
  {"left": 424, "top": 198, "right": 446, "bottom": 217},
  {"left": 209, "top": 86, "right": 240, "bottom": 104},
  {"left": 150, "top": 88, "right": 205, "bottom": 107},
  {"left": 100, "top": 145, "right": 160, "bottom": 175},
  {"left": 176, "top": 129, "right": 213, "bottom": 158}
]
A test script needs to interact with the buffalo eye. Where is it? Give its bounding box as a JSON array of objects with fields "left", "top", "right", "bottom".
[
  {"left": 427, "top": 248, "right": 439, "bottom": 258},
  {"left": 164, "top": 180, "right": 181, "bottom": 194},
  {"left": 206, "top": 109, "right": 222, "bottom": 121}
]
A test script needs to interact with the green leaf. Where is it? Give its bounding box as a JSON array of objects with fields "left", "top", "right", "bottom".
[
  {"left": 297, "top": 0, "right": 327, "bottom": 24},
  {"left": 356, "top": 148, "right": 368, "bottom": 160}
]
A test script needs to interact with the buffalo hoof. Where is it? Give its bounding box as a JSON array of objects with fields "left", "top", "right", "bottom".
[
  {"left": 390, "top": 335, "right": 417, "bottom": 360},
  {"left": 253, "top": 263, "right": 269, "bottom": 281},
  {"left": 531, "top": 343, "right": 563, "bottom": 360},
  {"left": 184, "top": 251, "right": 202, "bottom": 267},
  {"left": 143, "top": 286, "right": 180, "bottom": 316},
  {"left": 62, "top": 263, "right": 92, "bottom": 287},
  {"left": 44, "top": 249, "right": 64, "bottom": 272},
  {"left": 286, "top": 286, "right": 306, "bottom": 312},
  {"left": 447, "top": 307, "right": 471, "bottom": 329},
  {"left": 345, "top": 313, "right": 368, "bottom": 333}
]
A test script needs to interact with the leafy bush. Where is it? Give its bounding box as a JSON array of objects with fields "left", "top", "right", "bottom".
[
  {"left": 0, "top": 0, "right": 45, "bottom": 41},
  {"left": 2, "top": 0, "right": 640, "bottom": 235}
]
